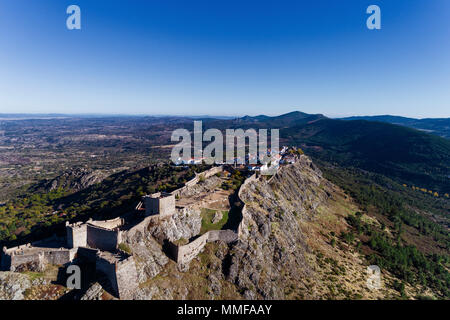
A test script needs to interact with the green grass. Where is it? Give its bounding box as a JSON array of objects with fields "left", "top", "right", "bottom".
[
  {"left": 24, "top": 271, "right": 45, "bottom": 281},
  {"left": 200, "top": 208, "right": 229, "bottom": 234},
  {"left": 118, "top": 242, "right": 132, "bottom": 254},
  {"left": 172, "top": 238, "right": 189, "bottom": 246}
]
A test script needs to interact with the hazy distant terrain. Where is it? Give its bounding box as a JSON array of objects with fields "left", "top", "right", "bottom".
[{"left": 340, "top": 115, "right": 450, "bottom": 139}]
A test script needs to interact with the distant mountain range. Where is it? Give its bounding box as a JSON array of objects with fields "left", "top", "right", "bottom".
[
  {"left": 203, "top": 111, "right": 325, "bottom": 130},
  {"left": 340, "top": 115, "right": 450, "bottom": 139},
  {"left": 2, "top": 112, "right": 448, "bottom": 139}
]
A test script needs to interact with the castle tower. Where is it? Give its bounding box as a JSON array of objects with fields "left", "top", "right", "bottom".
[
  {"left": 144, "top": 192, "right": 176, "bottom": 217},
  {"left": 66, "top": 221, "right": 87, "bottom": 248}
]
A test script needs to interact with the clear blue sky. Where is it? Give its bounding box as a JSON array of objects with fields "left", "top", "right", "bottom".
[{"left": 0, "top": 0, "right": 449, "bottom": 118}]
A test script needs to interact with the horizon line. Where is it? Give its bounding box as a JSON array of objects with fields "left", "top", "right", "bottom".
[{"left": 1, "top": 111, "right": 449, "bottom": 120}]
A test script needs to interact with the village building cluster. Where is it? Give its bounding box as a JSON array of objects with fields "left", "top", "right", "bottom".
[{"left": 175, "top": 145, "right": 298, "bottom": 174}]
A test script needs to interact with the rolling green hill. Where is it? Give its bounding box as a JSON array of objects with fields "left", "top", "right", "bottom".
[
  {"left": 340, "top": 115, "right": 450, "bottom": 139},
  {"left": 280, "top": 118, "right": 450, "bottom": 194}
]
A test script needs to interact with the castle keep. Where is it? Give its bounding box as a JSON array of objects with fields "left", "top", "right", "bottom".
[
  {"left": 66, "top": 217, "right": 124, "bottom": 252},
  {"left": 1, "top": 216, "right": 135, "bottom": 299}
]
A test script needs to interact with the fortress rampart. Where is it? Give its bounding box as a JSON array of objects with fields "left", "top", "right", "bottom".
[
  {"left": 1, "top": 244, "right": 76, "bottom": 272},
  {"left": 207, "top": 229, "right": 238, "bottom": 242},
  {"left": 76, "top": 247, "right": 99, "bottom": 263},
  {"left": 115, "top": 255, "right": 139, "bottom": 299},
  {"left": 176, "top": 233, "right": 209, "bottom": 266}
]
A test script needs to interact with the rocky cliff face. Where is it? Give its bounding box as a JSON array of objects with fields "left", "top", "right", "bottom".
[
  {"left": 225, "top": 156, "right": 398, "bottom": 299},
  {"left": 227, "top": 156, "right": 329, "bottom": 299}
]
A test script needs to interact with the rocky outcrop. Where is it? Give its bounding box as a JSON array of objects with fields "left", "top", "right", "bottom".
[
  {"left": 0, "top": 272, "right": 32, "bottom": 300},
  {"left": 178, "top": 176, "right": 223, "bottom": 198},
  {"left": 147, "top": 207, "right": 202, "bottom": 243},
  {"left": 80, "top": 283, "right": 103, "bottom": 300},
  {"left": 43, "top": 168, "right": 107, "bottom": 192},
  {"left": 227, "top": 156, "right": 331, "bottom": 299},
  {"left": 122, "top": 227, "right": 169, "bottom": 284},
  {"left": 131, "top": 155, "right": 352, "bottom": 300},
  {"left": 212, "top": 211, "right": 223, "bottom": 224}
]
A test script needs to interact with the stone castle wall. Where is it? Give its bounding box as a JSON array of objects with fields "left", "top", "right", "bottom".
[
  {"left": 3, "top": 243, "right": 32, "bottom": 255},
  {"left": 145, "top": 195, "right": 160, "bottom": 215},
  {"left": 77, "top": 247, "right": 99, "bottom": 263},
  {"left": 207, "top": 229, "right": 238, "bottom": 243},
  {"left": 176, "top": 233, "right": 209, "bottom": 265},
  {"left": 42, "top": 248, "right": 76, "bottom": 266},
  {"left": 1, "top": 246, "right": 75, "bottom": 272},
  {"left": 115, "top": 256, "right": 139, "bottom": 300},
  {"left": 184, "top": 176, "right": 199, "bottom": 188},
  {"left": 122, "top": 215, "right": 159, "bottom": 242},
  {"left": 168, "top": 166, "right": 237, "bottom": 267},
  {"left": 66, "top": 217, "right": 123, "bottom": 252},
  {"left": 5, "top": 252, "right": 44, "bottom": 272},
  {"left": 86, "top": 224, "right": 121, "bottom": 252},
  {"left": 175, "top": 229, "right": 238, "bottom": 266}
]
